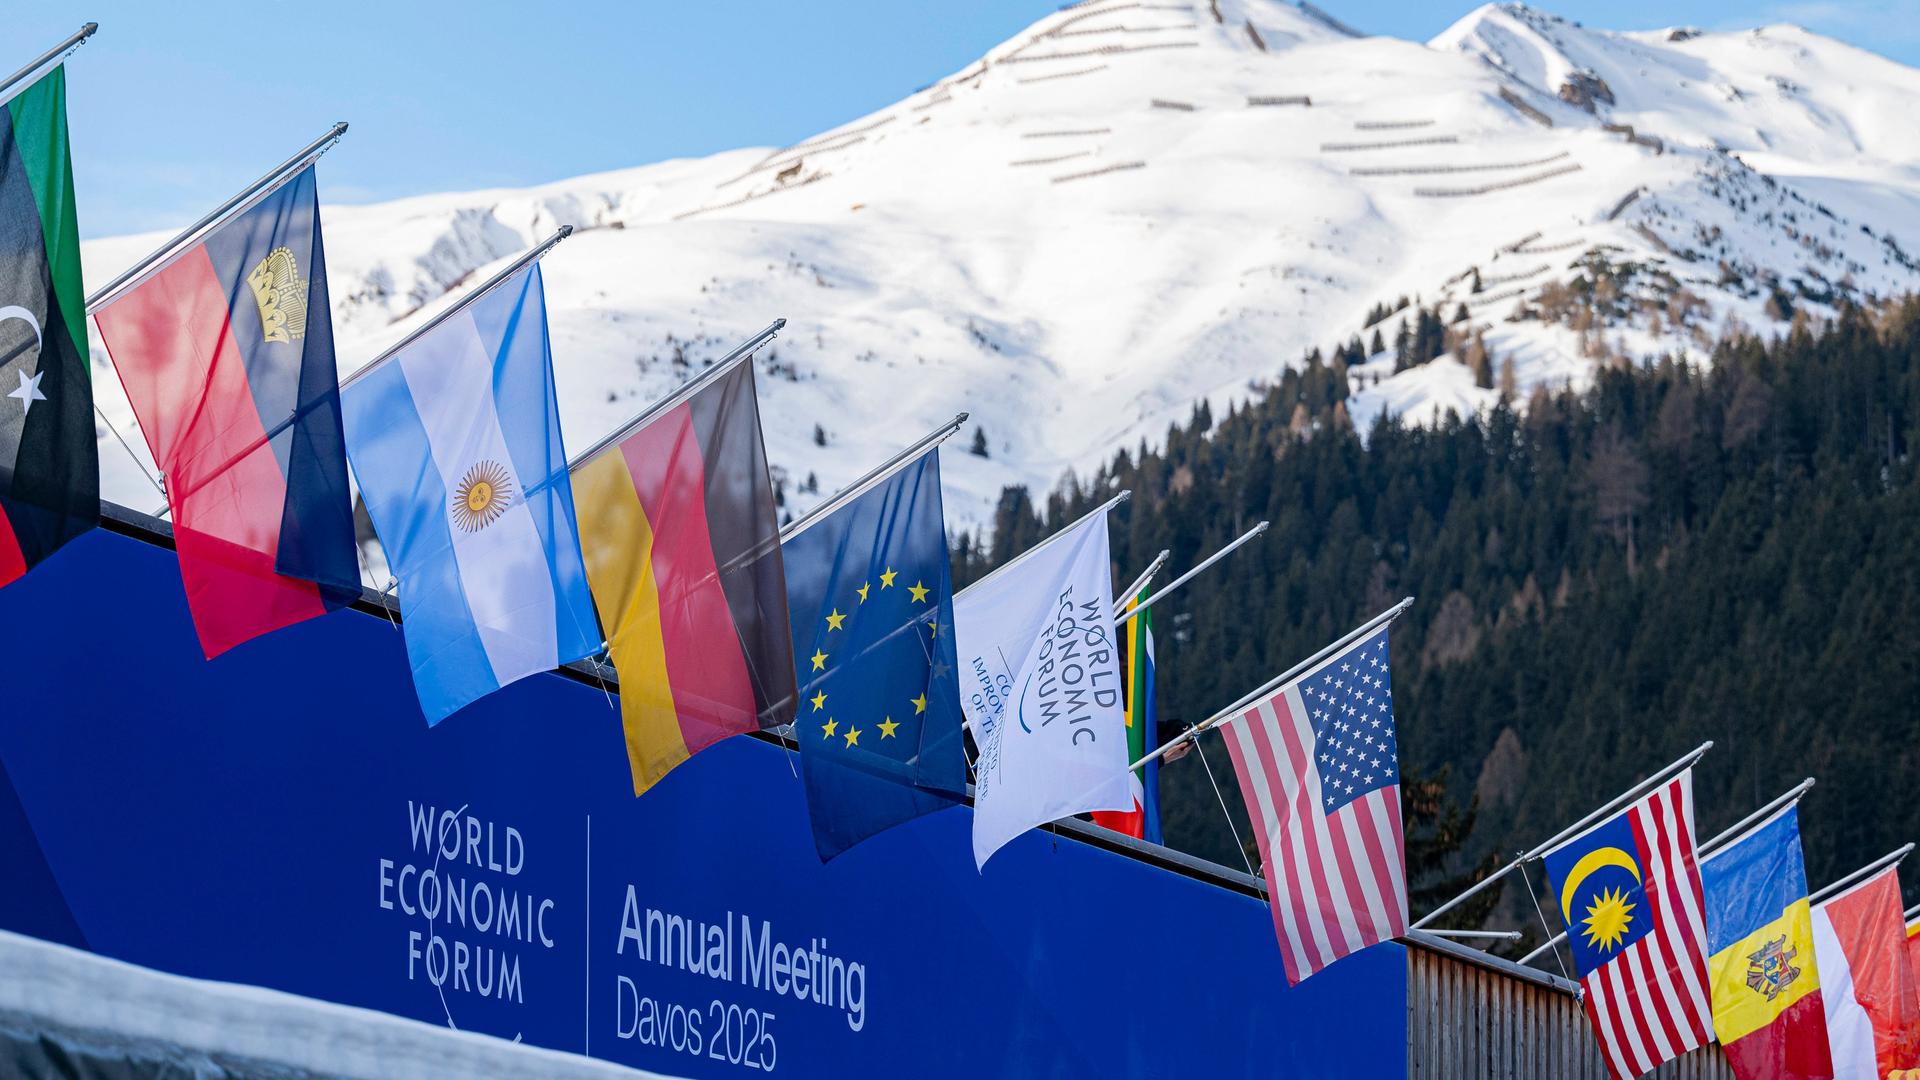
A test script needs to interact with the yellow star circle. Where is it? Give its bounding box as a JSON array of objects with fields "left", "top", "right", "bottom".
[
  {"left": 810, "top": 649, "right": 828, "bottom": 672},
  {"left": 908, "top": 581, "right": 930, "bottom": 603},
  {"left": 878, "top": 717, "right": 900, "bottom": 739}
]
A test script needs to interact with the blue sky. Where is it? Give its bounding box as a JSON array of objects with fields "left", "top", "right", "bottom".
[{"left": 11, "top": 1, "right": 1917, "bottom": 237}]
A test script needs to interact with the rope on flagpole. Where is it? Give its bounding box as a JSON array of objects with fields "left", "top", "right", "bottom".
[
  {"left": 1189, "top": 725, "right": 1256, "bottom": 878},
  {"left": 1516, "top": 857, "right": 1571, "bottom": 979},
  {"left": 94, "top": 404, "right": 165, "bottom": 500}
]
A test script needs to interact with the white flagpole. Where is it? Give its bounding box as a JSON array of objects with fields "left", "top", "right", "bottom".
[
  {"left": 141, "top": 226, "right": 575, "bottom": 518},
  {"left": 953, "top": 489, "right": 1132, "bottom": 599},
  {"left": 342, "top": 226, "right": 573, "bottom": 392},
  {"left": 568, "top": 319, "right": 786, "bottom": 472},
  {"left": 1116, "top": 549, "right": 1170, "bottom": 608},
  {"left": 87, "top": 123, "right": 350, "bottom": 313},
  {"left": 1128, "top": 596, "right": 1415, "bottom": 774},
  {"left": 1810, "top": 843, "right": 1914, "bottom": 906},
  {"left": 1411, "top": 740, "right": 1715, "bottom": 929},
  {"left": 1518, "top": 776, "right": 1816, "bottom": 964},
  {"left": 779, "top": 413, "right": 970, "bottom": 543},
  {"left": 1115, "top": 520, "right": 1267, "bottom": 628},
  {"left": 0, "top": 23, "right": 97, "bottom": 106}
]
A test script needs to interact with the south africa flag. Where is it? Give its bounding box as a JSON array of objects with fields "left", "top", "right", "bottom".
[{"left": 0, "top": 65, "right": 95, "bottom": 588}]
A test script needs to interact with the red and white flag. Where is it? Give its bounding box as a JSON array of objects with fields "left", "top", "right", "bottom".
[
  {"left": 1220, "top": 627, "right": 1406, "bottom": 985},
  {"left": 1811, "top": 865, "right": 1920, "bottom": 1078}
]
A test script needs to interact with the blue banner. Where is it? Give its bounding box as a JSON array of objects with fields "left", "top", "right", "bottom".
[{"left": 0, "top": 528, "right": 1406, "bottom": 1077}]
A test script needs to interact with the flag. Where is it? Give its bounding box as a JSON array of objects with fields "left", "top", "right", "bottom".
[
  {"left": 780, "top": 449, "right": 966, "bottom": 859},
  {"left": 1699, "top": 804, "right": 1833, "bottom": 1080},
  {"left": 93, "top": 165, "right": 356, "bottom": 656},
  {"left": 1091, "top": 586, "right": 1159, "bottom": 842},
  {"left": 341, "top": 263, "right": 599, "bottom": 723},
  {"left": 1542, "top": 770, "right": 1713, "bottom": 1080},
  {"left": 0, "top": 66, "right": 95, "bottom": 589},
  {"left": 1811, "top": 865, "right": 1920, "bottom": 1078},
  {"left": 956, "top": 506, "right": 1131, "bottom": 869},
  {"left": 1218, "top": 626, "right": 1407, "bottom": 985},
  {"left": 573, "top": 359, "right": 795, "bottom": 795}
]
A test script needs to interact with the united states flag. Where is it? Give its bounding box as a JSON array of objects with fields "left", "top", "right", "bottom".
[
  {"left": 1544, "top": 772, "right": 1713, "bottom": 1080},
  {"left": 1220, "top": 627, "right": 1407, "bottom": 985}
]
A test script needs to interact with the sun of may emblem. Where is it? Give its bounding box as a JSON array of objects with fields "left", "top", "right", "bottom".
[
  {"left": 1744, "top": 935, "right": 1802, "bottom": 1001},
  {"left": 451, "top": 461, "right": 515, "bottom": 532},
  {"left": 1580, "top": 886, "right": 1637, "bottom": 953}
]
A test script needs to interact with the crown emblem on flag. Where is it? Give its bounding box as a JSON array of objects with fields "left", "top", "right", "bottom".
[
  {"left": 246, "top": 246, "right": 309, "bottom": 344},
  {"left": 451, "top": 461, "right": 515, "bottom": 532},
  {"left": 1743, "top": 935, "right": 1802, "bottom": 1002}
]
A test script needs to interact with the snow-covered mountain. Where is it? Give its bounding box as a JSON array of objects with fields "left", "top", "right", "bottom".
[{"left": 80, "top": 1, "right": 1920, "bottom": 527}]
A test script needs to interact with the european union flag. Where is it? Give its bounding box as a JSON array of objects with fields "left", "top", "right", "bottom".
[{"left": 780, "top": 449, "right": 966, "bottom": 860}]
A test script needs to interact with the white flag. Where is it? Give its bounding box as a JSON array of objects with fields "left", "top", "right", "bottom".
[{"left": 956, "top": 509, "right": 1130, "bottom": 868}]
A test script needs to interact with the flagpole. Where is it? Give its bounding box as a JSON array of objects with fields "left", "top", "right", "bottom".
[
  {"left": 1809, "top": 843, "right": 1915, "bottom": 906},
  {"left": 1411, "top": 740, "right": 1714, "bottom": 929},
  {"left": 86, "top": 123, "right": 350, "bottom": 312},
  {"left": 1423, "top": 929, "right": 1523, "bottom": 942},
  {"left": 1128, "top": 596, "right": 1415, "bottom": 774},
  {"left": 953, "top": 489, "right": 1133, "bottom": 598},
  {"left": 568, "top": 319, "right": 786, "bottom": 471},
  {"left": 140, "top": 225, "right": 576, "bottom": 517},
  {"left": 1906, "top": 901, "right": 1920, "bottom": 921},
  {"left": 1116, "top": 549, "right": 1170, "bottom": 608},
  {"left": 0, "top": 23, "right": 97, "bottom": 106},
  {"left": 1116, "top": 520, "right": 1268, "bottom": 628},
  {"left": 341, "top": 226, "right": 573, "bottom": 393},
  {"left": 1518, "top": 776, "right": 1815, "bottom": 964},
  {"left": 779, "top": 412, "right": 971, "bottom": 542}
]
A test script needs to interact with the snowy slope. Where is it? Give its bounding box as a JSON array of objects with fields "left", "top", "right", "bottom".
[{"left": 79, "top": 1, "right": 1920, "bottom": 527}]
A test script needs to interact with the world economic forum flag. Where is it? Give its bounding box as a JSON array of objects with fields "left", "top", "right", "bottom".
[
  {"left": 781, "top": 449, "right": 967, "bottom": 860},
  {"left": 341, "top": 263, "right": 599, "bottom": 723},
  {"left": 955, "top": 507, "right": 1130, "bottom": 869}
]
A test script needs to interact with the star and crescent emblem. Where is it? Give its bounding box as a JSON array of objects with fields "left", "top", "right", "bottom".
[
  {"left": 1560, "top": 845, "right": 1644, "bottom": 957},
  {"left": 0, "top": 305, "right": 47, "bottom": 417}
]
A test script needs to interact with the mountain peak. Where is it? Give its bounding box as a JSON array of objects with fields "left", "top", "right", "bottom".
[{"left": 81, "top": 3, "right": 1920, "bottom": 530}]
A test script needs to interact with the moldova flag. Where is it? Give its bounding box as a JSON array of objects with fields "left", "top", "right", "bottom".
[
  {"left": 1700, "top": 804, "right": 1833, "bottom": 1080},
  {"left": 0, "top": 66, "right": 96, "bottom": 589},
  {"left": 93, "top": 166, "right": 357, "bottom": 656},
  {"left": 573, "top": 358, "right": 797, "bottom": 795},
  {"left": 781, "top": 449, "right": 967, "bottom": 859}
]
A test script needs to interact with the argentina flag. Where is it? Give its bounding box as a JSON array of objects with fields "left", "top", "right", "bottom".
[{"left": 341, "top": 263, "right": 599, "bottom": 723}]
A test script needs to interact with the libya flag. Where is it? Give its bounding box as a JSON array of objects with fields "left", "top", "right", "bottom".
[{"left": 0, "top": 64, "right": 95, "bottom": 588}]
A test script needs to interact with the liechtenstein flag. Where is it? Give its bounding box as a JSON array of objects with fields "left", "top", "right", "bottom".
[
  {"left": 94, "top": 166, "right": 358, "bottom": 657},
  {"left": 341, "top": 262, "right": 599, "bottom": 724}
]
